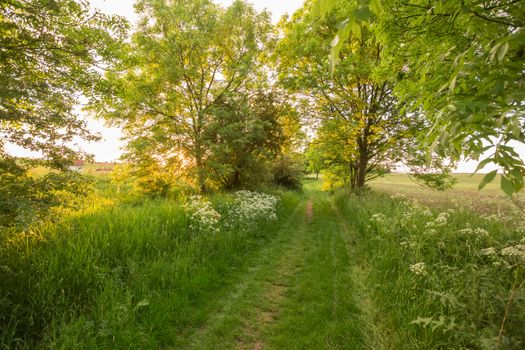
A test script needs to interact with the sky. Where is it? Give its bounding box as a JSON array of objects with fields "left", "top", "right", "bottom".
[{"left": 8, "top": 0, "right": 523, "bottom": 173}]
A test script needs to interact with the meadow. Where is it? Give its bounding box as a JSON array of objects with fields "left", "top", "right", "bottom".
[
  {"left": 1, "top": 172, "right": 524, "bottom": 348},
  {"left": 338, "top": 174, "right": 525, "bottom": 349}
]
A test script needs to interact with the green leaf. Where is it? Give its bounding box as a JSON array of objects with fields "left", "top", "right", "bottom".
[
  {"left": 313, "top": 0, "right": 334, "bottom": 16},
  {"left": 474, "top": 157, "right": 493, "bottom": 173},
  {"left": 510, "top": 168, "right": 524, "bottom": 190},
  {"left": 351, "top": 21, "right": 362, "bottom": 41},
  {"left": 494, "top": 78, "right": 505, "bottom": 96},
  {"left": 369, "top": 0, "right": 383, "bottom": 15},
  {"left": 411, "top": 317, "right": 433, "bottom": 327},
  {"left": 449, "top": 74, "right": 457, "bottom": 93},
  {"left": 355, "top": 6, "right": 372, "bottom": 21},
  {"left": 478, "top": 170, "right": 497, "bottom": 190},
  {"left": 497, "top": 42, "right": 509, "bottom": 62},
  {"left": 500, "top": 174, "right": 514, "bottom": 196},
  {"left": 136, "top": 299, "right": 150, "bottom": 308}
]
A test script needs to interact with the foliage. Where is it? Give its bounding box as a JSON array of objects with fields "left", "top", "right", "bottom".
[
  {"left": 277, "top": 1, "right": 451, "bottom": 192},
  {"left": 304, "top": 142, "right": 325, "bottom": 179},
  {"left": 272, "top": 154, "right": 303, "bottom": 190},
  {"left": 314, "top": 0, "right": 525, "bottom": 194},
  {"left": 205, "top": 91, "right": 287, "bottom": 190},
  {"left": 0, "top": 160, "right": 90, "bottom": 228},
  {"left": 410, "top": 172, "right": 457, "bottom": 192},
  {"left": 0, "top": 0, "right": 128, "bottom": 226},
  {"left": 95, "top": 0, "right": 276, "bottom": 192}
]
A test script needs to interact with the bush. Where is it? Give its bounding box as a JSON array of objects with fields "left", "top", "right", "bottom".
[{"left": 272, "top": 155, "right": 302, "bottom": 190}]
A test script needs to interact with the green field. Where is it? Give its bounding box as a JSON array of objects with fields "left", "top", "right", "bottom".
[
  {"left": 372, "top": 172, "right": 502, "bottom": 193},
  {"left": 371, "top": 173, "right": 524, "bottom": 215}
]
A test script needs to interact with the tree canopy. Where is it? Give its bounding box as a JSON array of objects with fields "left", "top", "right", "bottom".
[
  {"left": 95, "top": 0, "right": 287, "bottom": 192},
  {"left": 315, "top": 0, "right": 525, "bottom": 194},
  {"left": 276, "top": 1, "right": 453, "bottom": 191},
  {"left": 0, "top": 0, "right": 127, "bottom": 226}
]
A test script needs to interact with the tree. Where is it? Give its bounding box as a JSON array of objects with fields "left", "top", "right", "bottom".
[
  {"left": 276, "top": 2, "right": 450, "bottom": 191},
  {"left": 304, "top": 142, "right": 325, "bottom": 180},
  {"left": 314, "top": 0, "right": 525, "bottom": 194},
  {"left": 0, "top": 0, "right": 127, "bottom": 227},
  {"left": 205, "top": 91, "right": 286, "bottom": 190},
  {"left": 96, "top": 0, "right": 274, "bottom": 193}
]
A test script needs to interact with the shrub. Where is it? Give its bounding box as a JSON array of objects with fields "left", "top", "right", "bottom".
[{"left": 272, "top": 154, "right": 302, "bottom": 190}]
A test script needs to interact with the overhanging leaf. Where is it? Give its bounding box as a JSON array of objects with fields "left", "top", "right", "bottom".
[
  {"left": 500, "top": 174, "right": 514, "bottom": 196},
  {"left": 478, "top": 170, "right": 497, "bottom": 190}
]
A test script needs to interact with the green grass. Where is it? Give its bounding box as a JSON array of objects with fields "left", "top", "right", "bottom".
[
  {"left": 264, "top": 190, "right": 363, "bottom": 349},
  {"left": 372, "top": 173, "right": 503, "bottom": 192},
  {"left": 169, "top": 183, "right": 364, "bottom": 349},
  {"left": 333, "top": 189, "right": 525, "bottom": 349},
  {"left": 2, "top": 175, "right": 524, "bottom": 349},
  {"left": 0, "top": 191, "right": 301, "bottom": 348},
  {"left": 370, "top": 173, "right": 525, "bottom": 216}
]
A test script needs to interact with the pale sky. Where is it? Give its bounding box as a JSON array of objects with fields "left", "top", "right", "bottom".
[{"left": 8, "top": 0, "right": 523, "bottom": 173}]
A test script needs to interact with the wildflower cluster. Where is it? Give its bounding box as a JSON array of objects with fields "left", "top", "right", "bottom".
[
  {"left": 500, "top": 241, "right": 525, "bottom": 263},
  {"left": 425, "top": 212, "right": 450, "bottom": 228},
  {"left": 399, "top": 205, "right": 432, "bottom": 229},
  {"left": 370, "top": 213, "right": 387, "bottom": 224},
  {"left": 228, "top": 190, "right": 280, "bottom": 228},
  {"left": 184, "top": 195, "right": 221, "bottom": 233},
  {"left": 480, "top": 237, "right": 525, "bottom": 268},
  {"left": 458, "top": 226, "right": 489, "bottom": 237},
  {"left": 409, "top": 262, "right": 427, "bottom": 276}
]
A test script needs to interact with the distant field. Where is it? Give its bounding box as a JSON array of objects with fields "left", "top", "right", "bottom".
[
  {"left": 371, "top": 173, "right": 502, "bottom": 193},
  {"left": 29, "top": 163, "right": 117, "bottom": 177},
  {"left": 370, "top": 173, "right": 524, "bottom": 214}
]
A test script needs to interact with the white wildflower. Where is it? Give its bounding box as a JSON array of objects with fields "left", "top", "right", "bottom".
[
  {"left": 434, "top": 212, "right": 449, "bottom": 226},
  {"left": 425, "top": 229, "right": 437, "bottom": 235},
  {"left": 421, "top": 208, "right": 433, "bottom": 217},
  {"left": 184, "top": 195, "right": 221, "bottom": 233},
  {"left": 371, "top": 213, "right": 387, "bottom": 224},
  {"left": 226, "top": 190, "right": 280, "bottom": 230},
  {"left": 474, "top": 228, "right": 489, "bottom": 237},
  {"left": 458, "top": 228, "right": 473, "bottom": 235},
  {"left": 480, "top": 247, "right": 497, "bottom": 256},
  {"left": 400, "top": 240, "right": 417, "bottom": 249},
  {"left": 425, "top": 212, "right": 449, "bottom": 228},
  {"left": 500, "top": 244, "right": 525, "bottom": 261},
  {"left": 409, "top": 262, "right": 427, "bottom": 276}
]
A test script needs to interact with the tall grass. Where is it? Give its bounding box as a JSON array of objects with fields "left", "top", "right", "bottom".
[
  {"left": 0, "top": 191, "right": 300, "bottom": 348},
  {"left": 334, "top": 190, "right": 525, "bottom": 349}
]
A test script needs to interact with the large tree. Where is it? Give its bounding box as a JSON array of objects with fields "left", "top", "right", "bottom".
[
  {"left": 315, "top": 0, "right": 525, "bottom": 194},
  {"left": 96, "top": 0, "right": 275, "bottom": 192},
  {"left": 0, "top": 0, "right": 127, "bottom": 227},
  {"left": 276, "top": 2, "right": 452, "bottom": 191}
]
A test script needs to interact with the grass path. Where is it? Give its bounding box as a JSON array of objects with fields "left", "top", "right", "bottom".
[{"left": 177, "top": 186, "right": 376, "bottom": 349}]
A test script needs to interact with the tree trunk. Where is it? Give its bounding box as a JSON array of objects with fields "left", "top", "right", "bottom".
[
  {"left": 356, "top": 146, "right": 368, "bottom": 191},
  {"left": 195, "top": 147, "right": 207, "bottom": 193}
]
